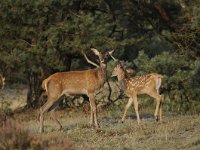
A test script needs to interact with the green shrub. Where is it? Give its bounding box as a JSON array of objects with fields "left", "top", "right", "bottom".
[
  {"left": 0, "top": 101, "right": 12, "bottom": 114},
  {"left": 133, "top": 51, "right": 200, "bottom": 114}
]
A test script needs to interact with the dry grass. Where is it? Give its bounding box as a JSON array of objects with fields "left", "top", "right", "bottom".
[
  {"left": 11, "top": 107, "right": 200, "bottom": 150},
  {"left": 0, "top": 117, "right": 74, "bottom": 150},
  {"left": 1, "top": 87, "right": 200, "bottom": 150},
  {"left": 0, "top": 87, "right": 27, "bottom": 111}
]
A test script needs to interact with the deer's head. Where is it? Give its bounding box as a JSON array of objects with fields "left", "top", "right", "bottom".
[
  {"left": 112, "top": 62, "right": 134, "bottom": 79},
  {"left": 91, "top": 48, "right": 115, "bottom": 65},
  {"left": 112, "top": 63, "right": 124, "bottom": 77}
]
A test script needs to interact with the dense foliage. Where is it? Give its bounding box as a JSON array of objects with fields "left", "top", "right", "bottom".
[{"left": 0, "top": 0, "right": 199, "bottom": 112}]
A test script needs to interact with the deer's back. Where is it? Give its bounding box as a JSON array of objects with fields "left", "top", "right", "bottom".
[
  {"left": 45, "top": 69, "right": 105, "bottom": 96},
  {"left": 125, "top": 73, "right": 162, "bottom": 96}
]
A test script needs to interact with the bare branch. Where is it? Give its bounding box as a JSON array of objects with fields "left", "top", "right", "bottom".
[{"left": 19, "top": 39, "right": 36, "bottom": 47}]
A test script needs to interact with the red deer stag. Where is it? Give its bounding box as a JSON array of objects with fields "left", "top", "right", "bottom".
[
  {"left": 0, "top": 74, "right": 5, "bottom": 89},
  {"left": 39, "top": 48, "right": 114, "bottom": 133},
  {"left": 112, "top": 63, "right": 163, "bottom": 124}
]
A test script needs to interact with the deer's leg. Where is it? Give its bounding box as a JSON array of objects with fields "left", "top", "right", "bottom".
[
  {"left": 155, "top": 95, "right": 162, "bottom": 122},
  {"left": 132, "top": 95, "right": 140, "bottom": 125},
  {"left": 47, "top": 97, "right": 63, "bottom": 131},
  {"left": 121, "top": 97, "right": 133, "bottom": 123},
  {"left": 88, "top": 93, "right": 99, "bottom": 128},
  {"left": 39, "top": 100, "right": 54, "bottom": 133},
  {"left": 88, "top": 96, "right": 94, "bottom": 125},
  {"left": 37, "top": 92, "right": 48, "bottom": 122},
  {"left": 148, "top": 90, "right": 162, "bottom": 122},
  {"left": 159, "top": 95, "right": 163, "bottom": 123},
  {"left": 89, "top": 108, "right": 94, "bottom": 126},
  {"left": 50, "top": 110, "right": 63, "bottom": 131}
]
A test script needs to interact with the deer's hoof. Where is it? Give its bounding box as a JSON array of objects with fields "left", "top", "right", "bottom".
[
  {"left": 89, "top": 121, "right": 94, "bottom": 126},
  {"left": 155, "top": 116, "right": 159, "bottom": 122},
  {"left": 39, "top": 128, "right": 44, "bottom": 133},
  {"left": 95, "top": 124, "right": 100, "bottom": 129},
  {"left": 58, "top": 126, "right": 63, "bottom": 131}
]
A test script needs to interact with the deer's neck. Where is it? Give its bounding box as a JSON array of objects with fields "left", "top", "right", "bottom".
[
  {"left": 117, "top": 71, "right": 126, "bottom": 81},
  {"left": 117, "top": 70, "right": 127, "bottom": 91},
  {"left": 97, "top": 63, "right": 107, "bottom": 85}
]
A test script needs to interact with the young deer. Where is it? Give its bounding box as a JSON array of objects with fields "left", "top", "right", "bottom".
[
  {"left": 0, "top": 74, "right": 5, "bottom": 89},
  {"left": 112, "top": 63, "right": 163, "bottom": 124},
  {"left": 39, "top": 48, "right": 114, "bottom": 133}
]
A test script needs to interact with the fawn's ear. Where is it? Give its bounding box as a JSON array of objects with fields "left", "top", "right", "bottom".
[
  {"left": 91, "top": 48, "right": 100, "bottom": 56},
  {"left": 117, "top": 64, "right": 121, "bottom": 68},
  {"left": 126, "top": 68, "right": 134, "bottom": 74}
]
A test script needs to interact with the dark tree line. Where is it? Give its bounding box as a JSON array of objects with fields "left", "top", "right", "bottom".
[{"left": 0, "top": 0, "right": 200, "bottom": 112}]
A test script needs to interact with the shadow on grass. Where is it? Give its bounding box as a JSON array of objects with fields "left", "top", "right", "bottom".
[
  {"left": 42, "top": 111, "right": 159, "bottom": 133},
  {"left": 102, "top": 112, "right": 155, "bottom": 125}
]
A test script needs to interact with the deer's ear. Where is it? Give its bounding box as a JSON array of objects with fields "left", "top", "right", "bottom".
[
  {"left": 91, "top": 48, "right": 100, "bottom": 56},
  {"left": 126, "top": 68, "right": 134, "bottom": 74},
  {"left": 3, "top": 77, "right": 5, "bottom": 81},
  {"left": 117, "top": 63, "right": 121, "bottom": 68}
]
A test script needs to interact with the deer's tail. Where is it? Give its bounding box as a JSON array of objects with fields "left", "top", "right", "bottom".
[
  {"left": 42, "top": 78, "right": 49, "bottom": 93},
  {"left": 154, "top": 74, "right": 163, "bottom": 92}
]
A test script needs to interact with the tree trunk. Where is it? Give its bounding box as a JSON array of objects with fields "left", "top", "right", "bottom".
[{"left": 26, "top": 70, "right": 43, "bottom": 108}]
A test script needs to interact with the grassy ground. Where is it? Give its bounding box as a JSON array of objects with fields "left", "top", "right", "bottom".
[
  {"left": 1, "top": 87, "right": 200, "bottom": 149},
  {"left": 13, "top": 106, "right": 200, "bottom": 150}
]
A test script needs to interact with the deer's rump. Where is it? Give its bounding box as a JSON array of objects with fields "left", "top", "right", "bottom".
[{"left": 125, "top": 73, "right": 163, "bottom": 95}]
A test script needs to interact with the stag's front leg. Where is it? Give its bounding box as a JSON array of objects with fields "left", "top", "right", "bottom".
[
  {"left": 89, "top": 106, "right": 94, "bottom": 126},
  {"left": 88, "top": 93, "right": 99, "bottom": 128},
  {"left": 88, "top": 94, "right": 94, "bottom": 125},
  {"left": 159, "top": 95, "right": 163, "bottom": 123}
]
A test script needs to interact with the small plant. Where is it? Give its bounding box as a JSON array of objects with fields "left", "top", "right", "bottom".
[
  {"left": 0, "top": 118, "right": 75, "bottom": 150},
  {"left": 0, "top": 118, "right": 30, "bottom": 149},
  {"left": 0, "top": 101, "right": 12, "bottom": 114}
]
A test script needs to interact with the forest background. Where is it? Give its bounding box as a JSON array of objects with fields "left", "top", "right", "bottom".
[{"left": 0, "top": 0, "right": 200, "bottom": 114}]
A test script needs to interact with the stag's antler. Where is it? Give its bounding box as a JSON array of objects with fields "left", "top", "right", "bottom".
[
  {"left": 108, "top": 49, "right": 118, "bottom": 61},
  {"left": 110, "top": 53, "right": 117, "bottom": 61},
  {"left": 82, "top": 50, "right": 99, "bottom": 67}
]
